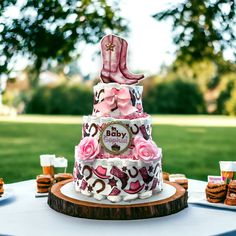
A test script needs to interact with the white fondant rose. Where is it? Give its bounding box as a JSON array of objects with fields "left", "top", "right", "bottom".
[
  {"left": 76, "top": 137, "right": 100, "bottom": 162},
  {"left": 133, "top": 137, "right": 161, "bottom": 162}
]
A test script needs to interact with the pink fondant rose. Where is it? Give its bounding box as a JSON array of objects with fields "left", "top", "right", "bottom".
[
  {"left": 133, "top": 137, "right": 161, "bottom": 162},
  {"left": 76, "top": 137, "right": 100, "bottom": 162}
]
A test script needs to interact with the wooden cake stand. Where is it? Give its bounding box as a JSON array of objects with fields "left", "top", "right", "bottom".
[{"left": 48, "top": 180, "right": 188, "bottom": 220}]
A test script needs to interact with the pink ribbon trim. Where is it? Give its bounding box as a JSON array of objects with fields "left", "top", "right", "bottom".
[{"left": 94, "top": 87, "right": 137, "bottom": 116}]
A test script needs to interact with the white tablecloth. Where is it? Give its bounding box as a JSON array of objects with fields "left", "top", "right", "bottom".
[{"left": 1, "top": 179, "right": 235, "bottom": 236}]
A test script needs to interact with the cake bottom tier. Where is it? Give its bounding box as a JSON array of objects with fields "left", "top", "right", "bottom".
[{"left": 73, "top": 158, "right": 163, "bottom": 202}]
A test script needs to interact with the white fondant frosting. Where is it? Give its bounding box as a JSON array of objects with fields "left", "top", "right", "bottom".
[
  {"left": 73, "top": 157, "right": 163, "bottom": 202},
  {"left": 82, "top": 115, "right": 152, "bottom": 139},
  {"left": 73, "top": 82, "right": 163, "bottom": 203}
]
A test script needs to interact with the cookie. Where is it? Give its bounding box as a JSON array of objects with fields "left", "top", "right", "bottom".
[
  {"left": 0, "top": 178, "right": 4, "bottom": 196},
  {"left": 54, "top": 173, "right": 73, "bottom": 183},
  {"left": 162, "top": 172, "right": 169, "bottom": 181},
  {"left": 207, "top": 197, "right": 223, "bottom": 203},
  {"left": 206, "top": 190, "right": 226, "bottom": 199},
  {"left": 36, "top": 174, "right": 54, "bottom": 194},
  {"left": 37, "top": 188, "right": 50, "bottom": 193},
  {"left": 37, "top": 183, "right": 51, "bottom": 188},
  {"left": 175, "top": 178, "right": 188, "bottom": 190},
  {"left": 36, "top": 174, "right": 54, "bottom": 184},
  {"left": 206, "top": 182, "right": 227, "bottom": 193},
  {"left": 169, "top": 174, "right": 188, "bottom": 190},
  {"left": 224, "top": 180, "right": 236, "bottom": 206},
  {"left": 205, "top": 182, "right": 227, "bottom": 203}
]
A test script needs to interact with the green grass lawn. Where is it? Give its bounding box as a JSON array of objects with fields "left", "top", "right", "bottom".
[{"left": 1, "top": 119, "right": 236, "bottom": 183}]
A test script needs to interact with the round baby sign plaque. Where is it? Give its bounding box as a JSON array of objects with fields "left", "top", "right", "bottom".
[{"left": 100, "top": 122, "right": 132, "bottom": 155}]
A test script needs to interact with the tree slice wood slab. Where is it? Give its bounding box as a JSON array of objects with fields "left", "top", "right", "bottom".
[{"left": 48, "top": 180, "right": 188, "bottom": 220}]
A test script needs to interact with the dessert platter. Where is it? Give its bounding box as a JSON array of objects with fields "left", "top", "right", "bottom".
[
  {"left": 188, "top": 163, "right": 236, "bottom": 210},
  {"left": 48, "top": 34, "right": 188, "bottom": 219}
]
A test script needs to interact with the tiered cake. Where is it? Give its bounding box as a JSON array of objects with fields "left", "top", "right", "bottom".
[{"left": 73, "top": 34, "right": 163, "bottom": 203}]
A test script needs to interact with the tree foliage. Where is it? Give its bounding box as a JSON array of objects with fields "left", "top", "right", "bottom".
[
  {"left": 0, "top": 0, "right": 127, "bottom": 85},
  {"left": 143, "top": 79, "right": 206, "bottom": 114},
  {"left": 153, "top": 0, "right": 236, "bottom": 65}
]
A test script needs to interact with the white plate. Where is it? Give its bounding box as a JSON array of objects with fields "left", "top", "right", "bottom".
[
  {"left": 188, "top": 191, "right": 236, "bottom": 210},
  {"left": 61, "top": 182, "right": 176, "bottom": 205},
  {"left": 0, "top": 188, "right": 14, "bottom": 202}
]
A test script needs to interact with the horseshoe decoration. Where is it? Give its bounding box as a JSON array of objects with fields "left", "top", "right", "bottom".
[
  {"left": 93, "top": 91, "right": 99, "bottom": 105},
  {"left": 82, "top": 165, "right": 93, "bottom": 181},
  {"left": 130, "top": 124, "right": 139, "bottom": 135},
  {"left": 83, "top": 123, "right": 90, "bottom": 137},
  {"left": 140, "top": 124, "right": 150, "bottom": 140},
  {"left": 98, "top": 89, "right": 105, "bottom": 101},
  {"left": 130, "top": 90, "right": 136, "bottom": 106},
  {"left": 128, "top": 166, "right": 139, "bottom": 178},
  {"left": 92, "top": 179, "right": 106, "bottom": 194},
  {"left": 77, "top": 170, "right": 84, "bottom": 180},
  {"left": 88, "top": 123, "right": 99, "bottom": 137},
  {"left": 93, "top": 89, "right": 105, "bottom": 111},
  {"left": 153, "top": 163, "right": 160, "bottom": 177}
]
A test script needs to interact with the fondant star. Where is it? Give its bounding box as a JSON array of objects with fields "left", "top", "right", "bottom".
[
  {"left": 105, "top": 42, "right": 115, "bottom": 51},
  {"left": 148, "top": 166, "right": 153, "bottom": 173},
  {"left": 108, "top": 177, "right": 118, "bottom": 188},
  {"left": 87, "top": 185, "right": 93, "bottom": 192},
  {"left": 122, "top": 166, "right": 127, "bottom": 172}
]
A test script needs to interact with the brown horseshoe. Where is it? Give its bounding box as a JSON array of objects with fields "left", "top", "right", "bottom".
[
  {"left": 93, "top": 92, "right": 99, "bottom": 105},
  {"left": 153, "top": 163, "right": 160, "bottom": 176},
  {"left": 92, "top": 179, "right": 106, "bottom": 194},
  {"left": 93, "top": 89, "right": 105, "bottom": 107},
  {"left": 82, "top": 165, "right": 93, "bottom": 180},
  {"left": 128, "top": 166, "right": 139, "bottom": 178},
  {"left": 98, "top": 89, "right": 105, "bottom": 101},
  {"left": 77, "top": 170, "right": 84, "bottom": 180},
  {"left": 130, "top": 124, "right": 139, "bottom": 135},
  {"left": 89, "top": 123, "right": 98, "bottom": 137},
  {"left": 83, "top": 123, "right": 90, "bottom": 137},
  {"left": 130, "top": 90, "right": 136, "bottom": 106}
]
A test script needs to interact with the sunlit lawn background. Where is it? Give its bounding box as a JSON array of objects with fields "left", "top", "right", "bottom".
[
  {"left": 1, "top": 1, "right": 236, "bottom": 184},
  {"left": 1, "top": 115, "right": 236, "bottom": 183}
]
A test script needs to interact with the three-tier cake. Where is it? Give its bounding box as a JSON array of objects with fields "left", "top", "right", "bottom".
[{"left": 73, "top": 34, "right": 163, "bottom": 203}]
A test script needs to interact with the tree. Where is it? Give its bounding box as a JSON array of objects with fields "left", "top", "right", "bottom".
[
  {"left": 153, "top": 0, "right": 236, "bottom": 68},
  {"left": 0, "top": 0, "right": 127, "bottom": 86}
]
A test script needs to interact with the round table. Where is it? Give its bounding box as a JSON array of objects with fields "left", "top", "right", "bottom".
[{"left": 1, "top": 179, "right": 235, "bottom": 236}]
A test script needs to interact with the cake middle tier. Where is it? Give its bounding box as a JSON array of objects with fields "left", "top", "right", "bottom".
[
  {"left": 93, "top": 82, "right": 143, "bottom": 118},
  {"left": 82, "top": 115, "right": 153, "bottom": 158}
]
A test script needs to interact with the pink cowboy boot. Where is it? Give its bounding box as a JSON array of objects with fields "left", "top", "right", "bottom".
[
  {"left": 119, "top": 38, "right": 144, "bottom": 81},
  {"left": 100, "top": 35, "right": 139, "bottom": 85}
]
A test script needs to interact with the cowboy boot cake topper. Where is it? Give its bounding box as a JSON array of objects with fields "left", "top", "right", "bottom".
[{"left": 100, "top": 34, "right": 144, "bottom": 84}]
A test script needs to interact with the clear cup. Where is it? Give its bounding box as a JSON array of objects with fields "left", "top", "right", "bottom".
[
  {"left": 40, "top": 154, "right": 55, "bottom": 176},
  {"left": 53, "top": 157, "right": 68, "bottom": 174},
  {"left": 219, "top": 161, "right": 236, "bottom": 183}
]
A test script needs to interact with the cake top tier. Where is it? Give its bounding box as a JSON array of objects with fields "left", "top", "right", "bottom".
[
  {"left": 93, "top": 83, "right": 144, "bottom": 118},
  {"left": 100, "top": 34, "right": 144, "bottom": 85}
]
